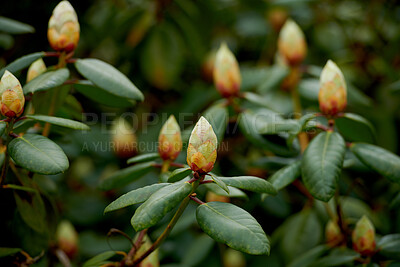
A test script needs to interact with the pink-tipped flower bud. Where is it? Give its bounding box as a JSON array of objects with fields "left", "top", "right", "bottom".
[
  {"left": 325, "top": 220, "right": 344, "bottom": 247},
  {"left": 187, "top": 117, "right": 217, "bottom": 174},
  {"left": 158, "top": 115, "right": 182, "bottom": 162},
  {"left": 56, "top": 220, "right": 79, "bottom": 259},
  {"left": 0, "top": 71, "right": 25, "bottom": 118},
  {"left": 213, "top": 43, "right": 241, "bottom": 98},
  {"left": 278, "top": 19, "right": 307, "bottom": 66},
  {"left": 318, "top": 60, "right": 347, "bottom": 116},
  {"left": 111, "top": 117, "right": 137, "bottom": 158},
  {"left": 352, "top": 215, "right": 376, "bottom": 256},
  {"left": 27, "top": 58, "right": 47, "bottom": 82},
  {"left": 48, "top": 1, "right": 80, "bottom": 52}
]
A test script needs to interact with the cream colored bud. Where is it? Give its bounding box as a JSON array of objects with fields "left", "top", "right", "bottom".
[
  {"left": 158, "top": 115, "right": 182, "bottom": 161},
  {"left": 48, "top": 1, "right": 80, "bottom": 52},
  {"left": 318, "top": 60, "right": 347, "bottom": 116},
  {"left": 352, "top": 215, "right": 376, "bottom": 256},
  {"left": 213, "top": 43, "right": 241, "bottom": 98},
  {"left": 0, "top": 70, "right": 25, "bottom": 117},
  {"left": 27, "top": 58, "right": 47, "bottom": 82},
  {"left": 187, "top": 117, "right": 217, "bottom": 174},
  {"left": 278, "top": 19, "right": 307, "bottom": 66},
  {"left": 325, "top": 220, "right": 344, "bottom": 247},
  {"left": 112, "top": 117, "right": 137, "bottom": 158},
  {"left": 56, "top": 220, "right": 78, "bottom": 259}
]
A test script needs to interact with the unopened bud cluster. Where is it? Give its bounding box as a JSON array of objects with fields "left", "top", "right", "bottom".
[
  {"left": 352, "top": 215, "right": 376, "bottom": 256},
  {"left": 111, "top": 118, "right": 137, "bottom": 158},
  {"left": 158, "top": 115, "right": 182, "bottom": 162},
  {"left": 278, "top": 19, "right": 307, "bottom": 67},
  {"left": 0, "top": 71, "right": 25, "bottom": 118},
  {"left": 27, "top": 59, "right": 47, "bottom": 82}
]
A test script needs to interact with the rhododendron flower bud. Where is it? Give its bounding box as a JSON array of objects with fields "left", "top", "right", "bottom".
[
  {"left": 352, "top": 215, "right": 376, "bottom": 256},
  {"left": 56, "top": 220, "right": 78, "bottom": 259},
  {"left": 278, "top": 19, "right": 307, "bottom": 66},
  {"left": 27, "top": 58, "right": 47, "bottom": 82},
  {"left": 48, "top": 1, "right": 80, "bottom": 52},
  {"left": 325, "top": 220, "right": 344, "bottom": 247},
  {"left": 187, "top": 117, "right": 217, "bottom": 174},
  {"left": 158, "top": 115, "right": 182, "bottom": 162},
  {"left": 0, "top": 70, "right": 25, "bottom": 118},
  {"left": 111, "top": 117, "right": 137, "bottom": 158},
  {"left": 213, "top": 43, "right": 241, "bottom": 98},
  {"left": 318, "top": 60, "right": 347, "bottom": 116}
]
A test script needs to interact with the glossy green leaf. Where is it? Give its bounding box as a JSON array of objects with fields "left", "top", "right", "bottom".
[
  {"left": 0, "top": 52, "right": 44, "bottom": 77},
  {"left": 336, "top": 113, "right": 376, "bottom": 143},
  {"left": 218, "top": 176, "right": 277, "bottom": 195},
  {"left": 98, "top": 162, "right": 154, "bottom": 190},
  {"left": 0, "top": 121, "right": 6, "bottom": 136},
  {"left": 131, "top": 182, "right": 192, "bottom": 231},
  {"left": 204, "top": 183, "right": 248, "bottom": 199},
  {"left": 0, "top": 247, "right": 22, "bottom": 258},
  {"left": 14, "top": 190, "right": 46, "bottom": 233},
  {"left": 268, "top": 160, "right": 301, "bottom": 191},
  {"left": 74, "top": 80, "right": 135, "bottom": 108},
  {"left": 242, "top": 92, "right": 276, "bottom": 110},
  {"left": 168, "top": 167, "right": 192, "bottom": 182},
  {"left": 104, "top": 183, "right": 170, "bottom": 213},
  {"left": 127, "top": 153, "right": 160, "bottom": 164},
  {"left": 257, "top": 119, "right": 300, "bottom": 135},
  {"left": 203, "top": 103, "right": 228, "bottom": 143},
  {"left": 209, "top": 174, "right": 229, "bottom": 194},
  {"left": 196, "top": 202, "right": 270, "bottom": 255},
  {"left": 23, "top": 68, "right": 70, "bottom": 94},
  {"left": 377, "top": 234, "right": 400, "bottom": 259},
  {"left": 8, "top": 134, "right": 69, "bottom": 175},
  {"left": 302, "top": 131, "right": 346, "bottom": 202},
  {"left": 75, "top": 58, "right": 144, "bottom": 101},
  {"left": 351, "top": 143, "right": 400, "bottom": 183},
  {"left": 25, "top": 115, "right": 89, "bottom": 130},
  {"left": 0, "top": 16, "right": 34, "bottom": 34},
  {"left": 83, "top": 251, "right": 117, "bottom": 267}
]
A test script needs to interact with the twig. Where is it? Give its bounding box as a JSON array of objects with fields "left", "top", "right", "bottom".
[{"left": 189, "top": 194, "right": 205, "bottom": 205}]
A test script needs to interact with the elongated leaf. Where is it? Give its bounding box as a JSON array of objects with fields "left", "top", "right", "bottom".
[
  {"left": 3, "top": 184, "right": 37, "bottom": 193},
  {"left": 127, "top": 153, "right": 160, "bottom": 164},
  {"left": 256, "top": 64, "right": 289, "bottom": 94},
  {"left": 351, "top": 143, "right": 400, "bottom": 183},
  {"left": 257, "top": 119, "right": 300, "bottom": 135},
  {"left": 8, "top": 134, "right": 69, "bottom": 175},
  {"left": 74, "top": 80, "right": 135, "bottom": 108},
  {"left": 205, "top": 183, "right": 248, "bottom": 199},
  {"left": 0, "top": 16, "right": 34, "bottom": 34},
  {"left": 336, "top": 113, "right": 376, "bottom": 143},
  {"left": 99, "top": 162, "right": 154, "bottom": 190},
  {"left": 377, "top": 234, "right": 400, "bottom": 259},
  {"left": 0, "top": 121, "right": 6, "bottom": 136},
  {"left": 203, "top": 104, "right": 228, "bottom": 143},
  {"left": 196, "top": 202, "right": 270, "bottom": 255},
  {"left": 209, "top": 174, "right": 229, "bottom": 194},
  {"left": 25, "top": 114, "right": 89, "bottom": 130},
  {"left": 0, "top": 52, "right": 44, "bottom": 77},
  {"left": 302, "top": 132, "right": 346, "bottom": 202},
  {"left": 288, "top": 245, "right": 328, "bottom": 267},
  {"left": 104, "top": 183, "right": 170, "bottom": 213},
  {"left": 23, "top": 68, "right": 69, "bottom": 94},
  {"left": 168, "top": 167, "right": 192, "bottom": 182},
  {"left": 0, "top": 247, "right": 22, "bottom": 258},
  {"left": 218, "top": 176, "right": 277, "bottom": 195},
  {"left": 131, "top": 182, "right": 192, "bottom": 231},
  {"left": 269, "top": 160, "right": 301, "bottom": 191},
  {"left": 181, "top": 234, "right": 215, "bottom": 266},
  {"left": 310, "top": 248, "right": 359, "bottom": 267},
  {"left": 83, "top": 251, "right": 117, "bottom": 267},
  {"left": 14, "top": 190, "right": 46, "bottom": 233},
  {"left": 243, "top": 92, "right": 276, "bottom": 110},
  {"left": 75, "top": 58, "right": 144, "bottom": 101}
]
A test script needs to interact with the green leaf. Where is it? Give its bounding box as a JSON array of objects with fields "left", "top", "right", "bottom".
[
  {"left": 196, "top": 202, "right": 270, "bottom": 255},
  {"left": 23, "top": 68, "right": 70, "bottom": 94},
  {"left": 83, "top": 251, "right": 117, "bottom": 267},
  {"left": 0, "top": 121, "right": 6, "bottom": 136},
  {"left": 242, "top": 92, "right": 276, "bottom": 110},
  {"left": 377, "top": 234, "right": 400, "bottom": 259},
  {"left": 25, "top": 114, "right": 89, "bottom": 130},
  {"left": 204, "top": 183, "right": 248, "bottom": 199},
  {"left": 0, "top": 52, "right": 45, "bottom": 77},
  {"left": 131, "top": 182, "right": 192, "bottom": 231},
  {"left": 74, "top": 80, "right": 135, "bottom": 108},
  {"left": 14, "top": 190, "right": 46, "bottom": 233},
  {"left": 3, "top": 184, "right": 37, "bottom": 193},
  {"left": 0, "top": 247, "right": 22, "bottom": 258},
  {"left": 75, "top": 58, "right": 144, "bottom": 101},
  {"left": 181, "top": 234, "right": 215, "bottom": 267},
  {"left": 256, "top": 64, "right": 289, "bottom": 94},
  {"left": 0, "top": 16, "right": 35, "bottom": 34},
  {"left": 218, "top": 176, "right": 277, "bottom": 195},
  {"left": 351, "top": 143, "right": 400, "bottom": 183},
  {"left": 257, "top": 119, "right": 300, "bottom": 135},
  {"left": 8, "top": 134, "right": 69, "bottom": 175},
  {"left": 127, "top": 153, "right": 160, "bottom": 164},
  {"left": 98, "top": 162, "right": 154, "bottom": 190},
  {"left": 104, "top": 183, "right": 170, "bottom": 213},
  {"left": 310, "top": 247, "right": 360, "bottom": 267},
  {"left": 268, "top": 160, "right": 301, "bottom": 191},
  {"left": 336, "top": 113, "right": 376, "bottom": 143},
  {"left": 203, "top": 103, "right": 229, "bottom": 144},
  {"left": 209, "top": 174, "right": 229, "bottom": 194},
  {"left": 288, "top": 245, "right": 328, "bottom": 267},
  {"left": 302, "top": 131, "right": 346, "bottom": 202},
  {"left": 168, "top": 168, "right": 192, "bottom": 182}
]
